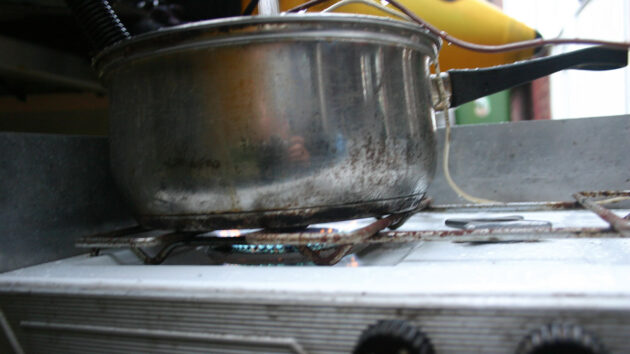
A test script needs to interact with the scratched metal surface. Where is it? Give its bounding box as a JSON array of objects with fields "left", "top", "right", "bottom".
[
  {"left": 427, "top": 114, "right": 630, "bottom": 204},
  {"left": 0, "top": 133, "right": 134, "bottom": 273}
]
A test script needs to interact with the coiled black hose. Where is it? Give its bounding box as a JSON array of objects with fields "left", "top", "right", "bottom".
[{"left": 65, "top": 0, "right": 131, "bottom": 52}]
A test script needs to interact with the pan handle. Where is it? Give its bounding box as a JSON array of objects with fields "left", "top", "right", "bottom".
[{"left": 436, "top": 46, "right": 628, "bottom": 108}]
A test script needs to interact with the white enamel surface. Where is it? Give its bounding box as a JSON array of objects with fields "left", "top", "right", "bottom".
[{"left": 2, "top": 210, "right": 630, "bottom": 309}]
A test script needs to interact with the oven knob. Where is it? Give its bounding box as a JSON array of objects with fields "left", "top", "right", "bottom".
[
  {"left": 516, "top": 323, "right": 606, "bottom": 354},
  {"left": 353, "top": 319, "right": 434, "bottom": 354}
]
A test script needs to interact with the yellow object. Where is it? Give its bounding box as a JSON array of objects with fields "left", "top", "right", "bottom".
[{"left": 241, "top": 0, "right": 538, "bottom": 70}]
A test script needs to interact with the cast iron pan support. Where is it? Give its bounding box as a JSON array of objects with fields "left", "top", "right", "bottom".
[{"left": 446, "top": 46, "right": 628, "bottom": 107}]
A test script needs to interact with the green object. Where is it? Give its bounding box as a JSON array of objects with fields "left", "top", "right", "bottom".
[{"left": 455, "top": 90, "right": 510, "bottom": 125}]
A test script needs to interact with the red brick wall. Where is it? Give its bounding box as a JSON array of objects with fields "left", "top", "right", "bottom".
[{"left": 531, "top": 77, "right": 551, "bottom": 120}]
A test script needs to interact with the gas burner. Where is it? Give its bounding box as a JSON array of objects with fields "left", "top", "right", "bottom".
[
  {"left": 206, "top": 230, "right": 355, "bottom": 266},
  {"left": 75, "top": 211, "right": 411, "bottom": 266},
  {"left": 75, "top": 191, "right": 630, "bottom": 265}
]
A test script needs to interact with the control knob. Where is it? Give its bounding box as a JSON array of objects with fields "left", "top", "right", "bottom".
[
  {"left": 353, "top": 319, "right": 434, "bottom": 354},
  {"left": 516, "top": 323, "right": 606, "bottom": 354}
]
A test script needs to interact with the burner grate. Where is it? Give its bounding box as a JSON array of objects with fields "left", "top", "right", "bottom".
[{"left": 76, "top": 191, "right": 630, "bottom": 265}]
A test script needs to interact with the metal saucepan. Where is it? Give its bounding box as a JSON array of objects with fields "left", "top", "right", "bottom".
[{"left": 94, "top": 14, "right": 627, "bottom": 230}]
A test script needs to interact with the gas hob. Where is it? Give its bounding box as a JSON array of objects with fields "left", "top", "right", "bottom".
[{"left": 2, "top": 206, "right": 630, "bottom": 353}]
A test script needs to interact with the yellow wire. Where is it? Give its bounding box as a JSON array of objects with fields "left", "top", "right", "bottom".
[{"left": 435, "top": 61, "right": 499, "bottom": 205}]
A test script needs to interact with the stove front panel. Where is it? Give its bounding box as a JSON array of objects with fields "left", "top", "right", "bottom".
[{"left": 2, "top": 292, "right": 630, "bottom": 354}]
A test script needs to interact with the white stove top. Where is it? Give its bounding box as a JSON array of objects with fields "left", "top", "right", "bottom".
[
  {"left": 2, "top": 209, "right": 630, "bottom": 354},
  {"left": 3, "top": 209, "right": 629, "bottom": 308}
]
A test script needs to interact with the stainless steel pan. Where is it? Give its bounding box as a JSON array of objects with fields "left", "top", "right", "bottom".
[{"left": 95, "top": 14, "right": 627, "bottom": 230}]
